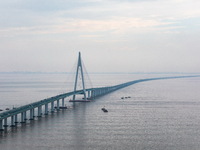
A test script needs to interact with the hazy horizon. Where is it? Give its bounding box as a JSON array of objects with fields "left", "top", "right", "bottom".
[{"left": 0, "top": 71, "right": 199, "bottom": 74}]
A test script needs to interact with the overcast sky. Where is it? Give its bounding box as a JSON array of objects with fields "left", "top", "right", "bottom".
[{"left": 0, "top": 0, "right": 200, "bottom": 73}]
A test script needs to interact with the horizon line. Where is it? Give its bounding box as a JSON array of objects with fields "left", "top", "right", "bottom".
[{"left": 0, "top": 71, "right": 200, "bottom": 75}]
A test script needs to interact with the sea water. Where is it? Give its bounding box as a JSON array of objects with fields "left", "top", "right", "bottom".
[{"left": 0, "top": 73, "right": 200, "bottom": 150}]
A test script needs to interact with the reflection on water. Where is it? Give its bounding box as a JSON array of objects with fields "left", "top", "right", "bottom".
[{"left": 0, "top": 73, "right": 200, "bottom": 150}]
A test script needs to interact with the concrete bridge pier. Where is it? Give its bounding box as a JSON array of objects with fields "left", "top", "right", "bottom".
[
  {"left": 24, "top": 111, "right": 27, "bottom": 121},
  {"left": 101, "top": 89, "right": 103, "bottom": 95},
  {"left": 51, "top": 101, "right": 54, "bottom": 113},
  {"left": 96, "top": 90, "right": 98, "bottom": 97},
  {"left": 0, "top": 120, "right": 3, "bottom": 131},
  {"left": 94, "top": 90, "right": 97, "bottom": 97},
  {"left": 33, "top": 108, "right": 35, "bottom": 118},
  {"left": 87, "top": 91, "right": 91, "bottom": 99},
  {"left": 57, "top": 100, "right": 60, "bottom": 111},
  {"left": 102, "top": 89, "right": 104, "bottom": 95},
  {"left": 95, "top": 90, "right": 98, "bottom": 97},
  {"left": 62, "top": 98, "right": 64, "bottom": 107},
  {"left": 94, "top": 90, "right": 96, "bottom": 98},
  {"left": 3, "top": 118, "right": 8, "bottom": 127},
  {"left": 37, "top": 106, "right": 42, "bottom": 117},
  {"left": 10, "top": 116, "right": 15, "bottom": 127},
  {"left": 91, "top": 90, "right": 95, "bottom": 99},
  {"left": 29, "top": 109, "right": 34, "bottom": 120},
  {"left": 90, "top": 90, "right": 93, "bottom": 99},
  {"left": 20, "top": 112, "right": 25, "bottom": 123},
  {"left": 15, "top": 114, "right": 18, "bottom": 123},
  {"left": 105, "top": 88, "right": 108, "bottom": 94},
  {"left": 44, "top": 104, "right": 48, "bottom": 115}
]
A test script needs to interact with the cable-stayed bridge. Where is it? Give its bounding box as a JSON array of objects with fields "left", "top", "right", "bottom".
[{"left": 0, "top": 52, "right": 199, "bottom": 131}]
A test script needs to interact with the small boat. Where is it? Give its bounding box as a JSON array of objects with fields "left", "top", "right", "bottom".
[
  {"left": 55, "top": 106, "right": 68, "bottom": 109},
  {"left": 0, "top": 109, "right": 3, "bottom": 111},
  {"left": 5, "top": 108, "right": 10, "bottom": 110},
  {"left": 121, "top": 97, "right": 124, "bottom": 99},
  {"left": 102, "top": 107, "right": 108, "bottom": 112},
  {"left": 59, "top": 106, "right": 68, "bottom": 109}
]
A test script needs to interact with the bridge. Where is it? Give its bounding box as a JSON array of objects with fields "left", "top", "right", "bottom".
[{"left": 0, "top": 52, "right": 199, "bottom": 131}]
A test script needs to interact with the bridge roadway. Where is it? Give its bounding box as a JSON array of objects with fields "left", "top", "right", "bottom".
[{"left": 0, "top": 75, "right": 199, "bottom": 131}]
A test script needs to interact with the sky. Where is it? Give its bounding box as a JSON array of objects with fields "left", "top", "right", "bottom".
[{"left": 0, "top": 0, "right": 200, "bottom": 73}]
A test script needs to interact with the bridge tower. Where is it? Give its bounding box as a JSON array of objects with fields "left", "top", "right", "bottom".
[{"left": 72, "top": 52, "right": 87, "bottom": 101}]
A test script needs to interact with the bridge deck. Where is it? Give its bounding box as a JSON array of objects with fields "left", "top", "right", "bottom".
[{"left": 0, "top": 75, "right": 199, "bottom": 121}]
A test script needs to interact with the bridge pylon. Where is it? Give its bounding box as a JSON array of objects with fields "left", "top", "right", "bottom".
[{"left": 70, "top": 52, "right": 89, "bottom": 102}]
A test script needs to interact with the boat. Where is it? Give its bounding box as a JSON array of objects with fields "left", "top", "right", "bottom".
[
  {"left": 59, "top": 106, "right": 68, "bottom": 109},
  {"left": 0, "top": 109, "right": 3, "bottom": 111},
  {"left": 5, "top": 108, "right": 10, "bottom": 110},
  {"left": 102, "top": 107, "right": 108, "bottom": 112}
]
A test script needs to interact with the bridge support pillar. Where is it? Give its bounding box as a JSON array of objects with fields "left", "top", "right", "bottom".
[
  {"left": 10, "top": 116, "right": 15, "bottom": 127},
  {"left": 62, "top": 98, "right": 64, "bottom": 107},
  {"left": 33, "top": 108, "right": 35, "bottom": 118},
  {"left": 3, "top": 118, "right": 8, "bottom": 127},
  {"left": 29, "top": 109, "right": 34, "bottom": 120},
  {"left": 37, "top": 106, "right": 42, "bottom": 117},
  {"left": 0, "top": 120, "right": 3, "bottom": 131},
  {"left": 40, "top": 106, "right": 42, "bottom": 116},
  {"left": 88, "top": 91, "right": 91, "bottom": 99},
  {"left": 24, "top": 111, "right": 27, "bottom": 121},
  {"left": 15, "top": 114, "right": 18, "bottom": 123},
  {"left": 20, "top": 112, "right": 25, "bottom": 123},
  {"left": 45, "top": 104, "right": 48, "bottom": 115},
  {"left": 91, "top": 90, "right": 95, "bottom": 99},
  {"left": 51, "top": 102, "right": 54, "bottom": 113},
  {"left": 37, "top": 107, "right": 40, "bottom": 117},
  {"left": 57, "top": 100, "right": 60, "bottom": 111}
]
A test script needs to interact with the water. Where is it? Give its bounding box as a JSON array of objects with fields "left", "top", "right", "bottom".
[{"left": 0, "top": 73, "right": 200, "bottom": 150}]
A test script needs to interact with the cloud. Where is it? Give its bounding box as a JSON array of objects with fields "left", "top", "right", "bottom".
[
  {"left": 0, "top": 16, "right": 176, "bottom": 39},
  {"left": 1, "top": 0, "right": 200, "bottom": 31},
  {"left": 0, "top": 0, "right": 200, "bottom": 72}
]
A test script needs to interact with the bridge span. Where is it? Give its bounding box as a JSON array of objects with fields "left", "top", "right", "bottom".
[
  {"left": 0, "top": 74, "right": 199, "bottom": 131},
  {"left": 0, "top": 52, "right": 199, "bottom": 131}
]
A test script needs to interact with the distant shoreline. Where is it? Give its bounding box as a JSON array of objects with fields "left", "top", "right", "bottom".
[{"left": 0, "top": 72, "right": 200, "bottom": 75}]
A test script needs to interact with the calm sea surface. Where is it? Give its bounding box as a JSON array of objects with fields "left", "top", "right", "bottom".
[{"left": 0, "top": 73, "right": 200, "bottom": 150}]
